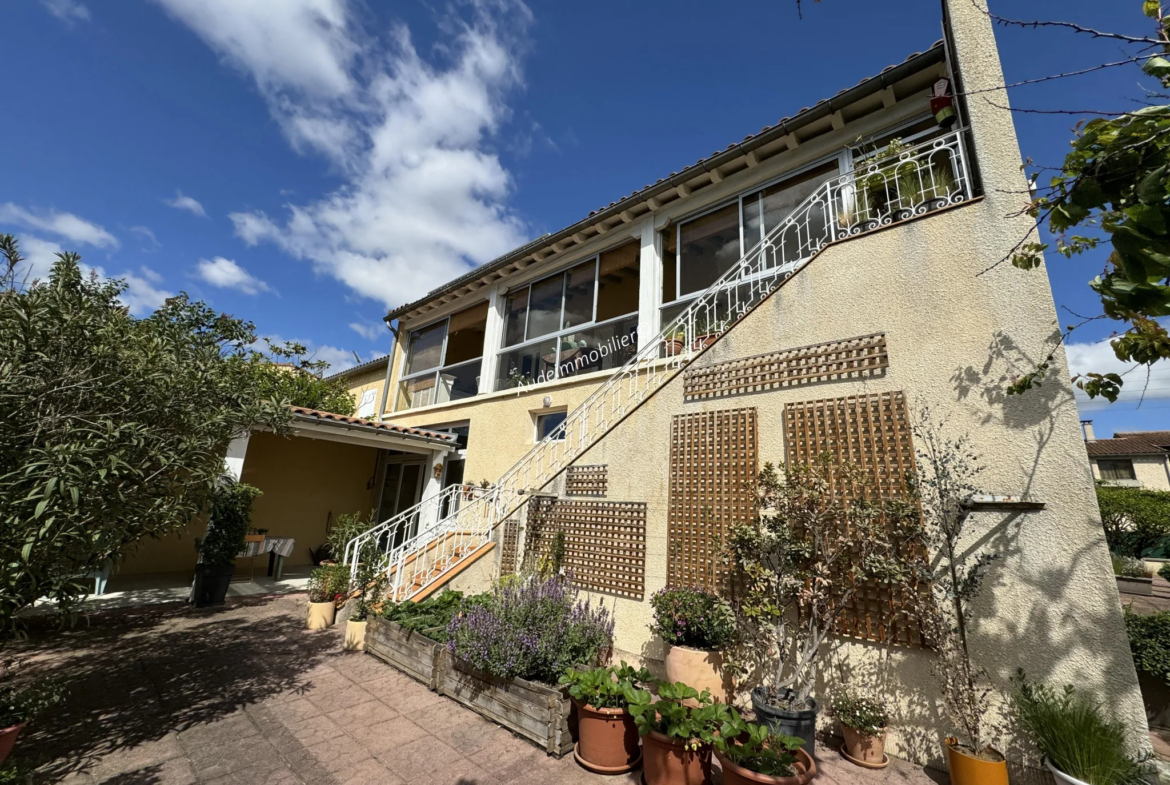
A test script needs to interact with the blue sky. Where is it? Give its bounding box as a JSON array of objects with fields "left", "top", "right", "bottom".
[{"left": 2, "top": 0, "right": 1164, "bottom": 436}]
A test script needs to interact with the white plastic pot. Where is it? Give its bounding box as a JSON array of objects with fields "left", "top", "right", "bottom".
[{"left": 1046, "top": 759, "right": 1091, "bottom": 785}]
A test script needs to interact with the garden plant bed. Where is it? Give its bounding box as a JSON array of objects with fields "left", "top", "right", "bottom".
[
  {"left": 1118, "top": 575, "right": 1155, "bottom": 596},
  {"left": 364, "top": 617, "right": 445, "bottom": 690}
]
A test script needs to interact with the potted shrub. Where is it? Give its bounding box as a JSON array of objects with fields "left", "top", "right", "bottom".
[
  {"left": 726, "top": 458, "right": 924, "bottom": 752},
  {"left": 306, "top": 564, "right": 348, "bottom": 630},
  {"left": 559, "top": 661, "right": 653, "bottom": 773},
  {"left": 830, "top": 692, "right": 889, "bottom": 769},
  {"left": 650, "top": 587, "right": 735, "bottom": 704},
  {"left": 1012, "top": 671, "right": 1150, "bottom": 785},
  {"left": 712, "top": 710, "right": 816, "bottom": 785},
  {"left": 0, "top": 679, "right": 62, "bottom": 763},
  {"left": 344, "top": 532, "right": 387, "bottom": 651},
  {"left": 192, "top": 480, "right": 262, "bottom": 608},
  {"left": 624, "top": 682, "right": 730, "bottom": 785}
]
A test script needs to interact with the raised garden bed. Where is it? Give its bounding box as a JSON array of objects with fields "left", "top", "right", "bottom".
[
  {"left": 365, "top": 617, "right": 445, "bottom": 690},
  {"left": 1118, "top": 575, "right": 1154, "bottom": 596}
]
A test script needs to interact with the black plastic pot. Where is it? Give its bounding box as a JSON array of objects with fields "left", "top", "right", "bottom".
[
  {"left": 750, "top": 686, "right": 819, "bottom": 755},
  {"left": 192, "top": 563, "right": 235, "bottom": 607}
]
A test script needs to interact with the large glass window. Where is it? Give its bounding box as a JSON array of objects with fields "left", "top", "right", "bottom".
[
  {"left": 679, "top": 203, "right": 741, "bottom": 297},
  {"left": 1098, "top": 459, "right": 1137, "bottom": 482},
  {"left": 396, "top": 303, "right": 488, "bottom": 410},
  {"left": 498, "top": 241, "right": 640, "bottom": 389}
]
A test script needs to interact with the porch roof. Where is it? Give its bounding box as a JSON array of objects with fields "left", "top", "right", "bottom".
[{"left": 287, "top": 406, "right": 457, "bottom": 454}]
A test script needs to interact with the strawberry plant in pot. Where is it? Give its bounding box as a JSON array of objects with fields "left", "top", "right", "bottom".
[
  {"left": 560, "top": 661, "right": 653, "bottom": 773},
  {"left": 650, "top": 587, "right": 736, "bottom": 704},
  {"left": 624, "top": 682, "right": 731, "bottom": 785},
  {"left": 830, "top": 692, "right": 889, "bottom": 769},
  {"left": 712, "top": 710, "right": 815, "bottom": 785},
  {"left": 306, "top": 564, "right": 348, "bottom": 630},
  {"left": 726, "top": 457, "right": 924, "bottom": 753}
]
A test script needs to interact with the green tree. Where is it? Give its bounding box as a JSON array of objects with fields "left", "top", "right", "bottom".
[
  {"left": 252, "top": 339, "right": 357, "bottom": 416},
  {"left": 0, "top": 236, "right": 291, "bottom": 631},
  {"left": 1096, "top": 485, "right": 1170, "bottom": 557}
]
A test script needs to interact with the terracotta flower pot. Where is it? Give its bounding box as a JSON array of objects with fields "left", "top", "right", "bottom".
[
  {"left": 664, "top": 645, "right": 729, "bottom": 704},
  {"left": 306, "top": 600, "right": 336, "bottom": 630},
  {"left": 642, "top": 729, "right": 712, "bottom": 785},
  {"left": 944, "top": 738, "right": 1007, "bottom": 785},
  {"left": 715, "top": 746, "right": 816, "bottom": 785},
  {"left": 839, "top": 722, "right": 887, "bottom": 768},
  {"left": 344, "top": 620, "right": 367, "bottom": 651},
  {"left": 572, "top": 701, "right": 641, "bottom": 774},
  {"left": 0, "top": 722, "right": 25, "bottom": 763}
]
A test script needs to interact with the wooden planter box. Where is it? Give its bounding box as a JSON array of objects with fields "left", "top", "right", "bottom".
[
  {"left": 1118, "top": 575, "right": 1154, "bottom": 596},
  {"left": 365, "top": 618, "right": 445, "bottom": 690},
  {"left": 439, "top": 658, "right": 574, "bottom": 756}
]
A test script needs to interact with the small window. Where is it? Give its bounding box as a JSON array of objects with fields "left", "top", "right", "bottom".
[
  {"left": 536, "top": 411, "right": 567, "bottom": 442},
  {"left": 1098, "top": 459, "right": 1137, "bottom": 481}
]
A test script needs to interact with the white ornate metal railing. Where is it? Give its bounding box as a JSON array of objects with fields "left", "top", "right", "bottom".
[{"left": 354, "top": 130, "right": 972, "bottom": 602}]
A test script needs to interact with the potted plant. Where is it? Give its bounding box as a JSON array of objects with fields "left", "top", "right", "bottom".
[
  {"left": 650, "top": 587, "right": 736, "bottom": 704},
  {"left": 624, "top": 681, "right": 731, "bottom": 785},
  {"left": 192, "top": 480, "right": 262, "bottom": 607},
  {"left": 830, "top": 691, "right": 889, "bottom": 769},
  {"left": 306, "top": 564, "right": 348, "bottom": 630},
  {"left": 559, "top": 661, "right": 653, "bottom": 773},
  {"left": 0, "top": 679, "right": 62, "bottom": 763},
  {"left": 1011, "top": 671, "right": 1150, "bottom": 785},
  {"left": 344, "top": 530, "right": 387, "bottom": 651},
  {"left": 726, "top": 457, "right": 923, "bottom": 752},
  {"left": 712, "top": 710, "right": 816, "bottom": 785}
]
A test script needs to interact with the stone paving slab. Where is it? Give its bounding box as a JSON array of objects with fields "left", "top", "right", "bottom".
[{"left": 8, "top": 594, "right": 944, "bottom": 784}]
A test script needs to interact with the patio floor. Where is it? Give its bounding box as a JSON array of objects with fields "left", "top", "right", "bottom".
[{"left": 10, "top": 593, "right": 946, "bottom": 785}]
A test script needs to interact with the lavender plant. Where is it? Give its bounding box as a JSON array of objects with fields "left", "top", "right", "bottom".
[{"left": 446, "top": 575, "right": 614, "bottom": 684}]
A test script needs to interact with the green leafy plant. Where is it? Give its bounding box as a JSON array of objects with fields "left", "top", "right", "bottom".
[
  {"left": 253, "top": 339, "right": 356, "bottom": 416},
  {"left": 381, "top": 590, "right": 491, "bottom": 642},
  {"left": 1097, "top": 487, "right": 1170, "bottom": 558},
  {"left": 648, "top": 587, "right": 736, "bottom": 650},
  {"left": 623, "top": 681, "right": 733, "bottom": 751},
  {"left": 559, "top": 661, "right": 652, "bottom": 709},
  {"left": 1125, "top": 608, "right": 1170, "bottom": 685},
  {"left": 349, "top": 542, "right": 387, "bottom": 622},
  {"left": 0, "top": 679, "right": 64, "bottom": 729},
  {"left": 1112, "top": 554, "right": 1147, "bottom": 579},
  {"left": 307, "top": 564, "right": 349, "bottom": 604},
  {"left": 0, "top": 762, "right": 29, "bottom": 785},
  {"left": 831, "top": 691, "right": 889, "bottom": 736},
  {"left": 1012, "top": 670, "right": 1149, "bottom": 785},
  {"left": 196, "top": 480, "right": 262, "bottom": 567},
  {"left": 324, "top": 510, "right": 375, "bottom": 565},
  {"left": 713, "top": 710, "right": 805, "bottom": 777},
  {"left": 1159, "top": 562, "right": 1170, "bottom": 582}
]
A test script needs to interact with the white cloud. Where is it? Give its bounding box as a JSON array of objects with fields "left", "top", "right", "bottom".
[
  {"left": 140, "top": 266, "right": 164, "bottom": 285},
  {"left": 311, "top": 344, "right": 361, "bottom": 373},
  {"left": 164, "top": 191, "right": 207, "bottom": 218},
  {"left": 196, "top": 256, "right": 272, "bottom": 295},
  {"left": 154, "top": 0, "right": 531, "bottom": 308},
  {"left": 15, "top": 235, "right": 64, "bottom": 282},
  {"left": 349, "top": 321, "right": 384, "bottom": 341},
  {"left": 129, "top": 225, "right": 162, "bottom": 251},
  {"left": 0, "top": 203, "right": 118, "bottom": 249},
  {"left": 1066, "top": 332, "right": 1170, "bottom": 410},
  {"left": 41, "top": 0, "right": 90, "bottom": 24},
  {"left": 111, "top": 269, "right": 173, "bottom": 316}
]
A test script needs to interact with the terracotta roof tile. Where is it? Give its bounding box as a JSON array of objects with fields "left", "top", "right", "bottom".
[
  {"left": 1086, "top": 431, "right": 1170, "bottom": 457},
  {"left": 289, "top": 406, "right": 456, "bottom": 443}
]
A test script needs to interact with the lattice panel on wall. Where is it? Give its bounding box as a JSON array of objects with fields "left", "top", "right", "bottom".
[
  {"left": 784, "top": 390, "right": 924, "bottom": 646},
  {"left": 683, "top": 333, "right": 888, "bottom": 402},
  {"left": 524, "top": 498, "right": 646, "bottom": 599},
  {"left": 499, "top": 517, "right": 520, "bottom": 575},
  {"left": 565, "top": 464, "right": 608, "bottom": 497},
  {"left": 667, "top": 407, "right": 759, "bottom": 593}
]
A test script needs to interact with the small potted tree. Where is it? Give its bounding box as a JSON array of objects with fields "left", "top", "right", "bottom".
[
  {"left": 306, "top": 564, "right": 348, "bottom": 630},
  {"left": 650, "top": 587, "right": 736, "bottom": 704},
  {"left": 344, "top": 538, "right": 387, "bottom": 651},
  {"left": 559, "top": 661, "right": 653, "bottom": 773},
  {"left": 831, "top": 691, "right": 889, "bottom": 769},
  {"left": 624, "top": 682, "right": 731, "bottom": 785},
  {"left": 192, "top": 480, "right": 261, "bottom": 607},
  {"left": 712, "top": 710, "right": 816, "bottom": 785},
  {"left": 0, "top": 678, "right": 62, "bottom": 763}
]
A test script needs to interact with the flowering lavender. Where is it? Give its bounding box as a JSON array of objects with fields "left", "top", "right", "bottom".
[
  {"left": 649, "top": 586, "right": 735, "bottom": 650},
  {"left": 447, "top": 575, "right": 614, "bottom": 684}
]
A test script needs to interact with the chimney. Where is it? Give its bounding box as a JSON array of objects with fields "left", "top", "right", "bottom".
[{"left": 1081, "top": 420, "right": 1096, "bottom": 441}]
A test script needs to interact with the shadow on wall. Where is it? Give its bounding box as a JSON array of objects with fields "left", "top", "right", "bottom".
[{"left": 11, "top": 596, "right": 336, "bottom": 783}]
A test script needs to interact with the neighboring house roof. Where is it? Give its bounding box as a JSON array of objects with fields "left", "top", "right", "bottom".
[
  {"left": 1086, "top": 431, "right": 1170, "bottom": 458},
  {"left": 324, "top": 355, "right": 389, "bottom": 381},
  {"left": 288, "top": 406, "right": 456, "bottom": 445},
  {"left": 385, "top": 41, "right": 947, "bottom": 324}
]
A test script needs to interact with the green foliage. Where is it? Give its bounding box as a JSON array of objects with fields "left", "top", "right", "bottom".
[
  {"left": 559, "top": 661, "right": 652, "bottom": 710},
  {"left": 1112, "top": 554, "right": 1147, "bottom": 578},
  {"left": 0, "top": 237, "right": 292, "bottom": 631},
  {"left": 1011, "top": 671, "right": 1149, "bottom": 785},
  {"left": 623, "top": 681, "right": 733, "bottom": 750},
  {"left": 325, "top": 510, "right": 375, "bottom": 566},
  {"left": 1159, "top": 562, "right": 1170, "bottom": 582},
  {"left": 381, "top": 590, "right": 491, "bottom": 642},
  {"left": 1097, "top": 486, "right": 1170, "bottom": 557},
  {"left": 831, "top": 691, "right": 889, "bottom": 736},
  {"left": 713, "top": 710, "right": 804, "bottom": 777},
  {"left": 1125, "top": 608, "right": 1170, "bottom": 684},
  {"left": 648, "top": 586, "right": 736, "bottom": 650},
  {"left": 307, "top": 564, "right": 349, "bottom": 604},
  {"left": 0, "top": 763, "right": 30, "bottom": 785},
  {"left": 0, "top": 678, "right": 64, "bottom": 728},
  {"left": 197, "top": 481, "right": 262, "bottom": 567},
  {"left": 252, "top": 339, "right": 356, "bottom": 416}
]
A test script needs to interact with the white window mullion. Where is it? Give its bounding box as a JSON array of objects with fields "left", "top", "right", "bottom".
[
  {"left": 636, "top": 216, "right": 660, "bottom": 352},
  {"left": 480, "top": 283, "right": 506, "bottom": 394}
]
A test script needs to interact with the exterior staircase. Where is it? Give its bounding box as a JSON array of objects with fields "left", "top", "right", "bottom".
[{"left": 346, "top": 130, "right": 973, "bottom": 603}]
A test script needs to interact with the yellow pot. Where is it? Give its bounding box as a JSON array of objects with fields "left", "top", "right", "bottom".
[
  {"left": 664, "top": 644, "right": 730, "bottom": 704},
  {"left": 344, "top": 620, "right": 367, "bottom": 651},
  {"left": 306, "top": 601, "right": 336, "bottom": 630},
  {"left": 945, "top": 738, "right": 1008, "bottom": 785}
]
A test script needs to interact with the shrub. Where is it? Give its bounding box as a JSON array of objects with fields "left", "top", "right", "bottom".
[
  {"left": 1159, "top": 562, "right": 1170, "bottom": 582},
  {"left": 1112, "top": 554, "right": 1147, "bottom": 579},
  {"left": 446, "top": 575, "right": 613, "bottom": 684},
  {"left": 307, "top": 564, "right": 349, "bottom": 604},
  {"left": 197, "top": 481, "right": 262, "bottom": 567},
  {"left": 0, "top": 679, "right": 63, "bottom": 729},
  {"left": 1097, "top": 486, "right": 1170, "bottom": 558},
  {"left": 624, "top": 681, "right": 732, "bottom": 749},
  {"left": 1125, "top": 608, "right": 1170, "bottom": 684},
  {"left": 831, "top": 691, "right": 889, "bottom": 736},
  {"left": 382, "top": 590, "right": 491, "bottom": 642},
  {"left": 648, "top": 586, "right": 736, "bottom": 650},
  {"left": 1011, "top": 671, "right": 1149, "bottom": 785},
  {"left": 325, "top": 510, "right": 375, "bottom": 565},
  {"left": 559, "top": 661, "right": 652, "bottom": 709}
]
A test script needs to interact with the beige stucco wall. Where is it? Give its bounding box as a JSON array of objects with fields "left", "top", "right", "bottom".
[
  {"left": 1089, "top": 455, "right": 1170, "bottom": 490},
  {"left": 118, "top": 432, "right": 379, "bottom": 575},
  {"left": 342, "top": 365, "right": 389, "bottom": 416}
]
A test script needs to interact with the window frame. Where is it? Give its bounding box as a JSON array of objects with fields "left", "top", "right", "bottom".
[
  {"left": 396, "top": 303, "right": 489, "bottom": 411},
  {"left": 1098, "top": 458, "right": 1138, "bottom": 482},
  {"left": 534, "top": 409, "right": 568, "bottom": 442}
]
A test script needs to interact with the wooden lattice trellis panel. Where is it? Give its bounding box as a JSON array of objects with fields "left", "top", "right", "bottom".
[
  {"left": 525, "top": 498, "right": 646, "bottom": 599},
  {"left": 784, "top": 390, "right": 924, "bottom": 647},
  {"left": 667, "top": 408, "right": 758, "bottom": 593},
  {"left": 683, "top": 333, "right": 888, "bottom": 402},
  {"left": 499, "top": 517, "right": 520, "bottom": 575},
  {"left": 565, "top": 464, "right": 608, "bottom": 497}
]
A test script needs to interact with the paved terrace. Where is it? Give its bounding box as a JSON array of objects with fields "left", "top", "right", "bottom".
[{"left": 12, "top": 594, "right": 944, "bottom": 785}]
